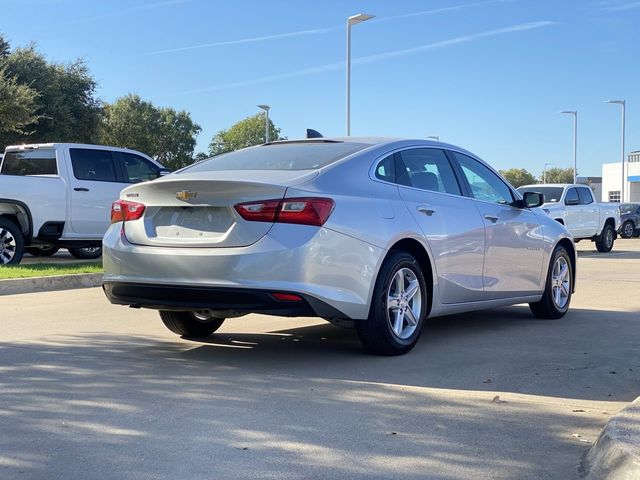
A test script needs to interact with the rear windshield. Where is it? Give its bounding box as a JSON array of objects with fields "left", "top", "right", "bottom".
[
  {"left": 179, "top": 142, "right": 368, "bottom": 173},
  {"left": 1, "top": 149, "right": 58, "bottom": 176},
  {"left": 517, "top": 186, "right": 564, "bottom": 203}
]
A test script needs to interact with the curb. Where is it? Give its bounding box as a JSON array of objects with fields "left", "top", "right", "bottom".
[
  {"left": 583, "top": 396, "right": 640, "bottom": 480},
  {"left": 0, "top": 273, "right": 103, "bottom": 296}
]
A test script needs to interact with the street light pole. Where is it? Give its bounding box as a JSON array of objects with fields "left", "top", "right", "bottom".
[
  {"left": 605, "top": 100, "right": 626, "bottom": 202},
  {"left": 560, "top": 110, "right": 577, "bottom": 183},
  {"left": 426, "top": 135, "right": 439, "bottom": 141},
  {"left": 346, "top": 13, "right": 374, "bottom": 136},
  {"left": 257, "top": 104, "right": 270, "bottom": 143}
]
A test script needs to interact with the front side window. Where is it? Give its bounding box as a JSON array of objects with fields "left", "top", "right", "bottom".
[
  {"left": 70, "top": 148, "right": 117, "bottom": 182},
  {"left": 396, "top": 149, "right": 461, "bottom": 195},
  {"left": 577, "top": 187, "right": 594, "bottom": 205},
  {"left": 452, "top": 152, "right": 513, "bottom": 205},
  {"left": 564, "top": 188, "right": 580, "bottom": 205},
  {"left": 1, "top": 149, "right": 57, "bottom": 176},
  {"left": 117, "top": 152, "right": 159, "bottom": 183}
]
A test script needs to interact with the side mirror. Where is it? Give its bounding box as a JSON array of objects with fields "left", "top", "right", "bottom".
[
  {"left": 523, "top": 191, "right": 543, "bottom": 208},
  {"left": 565, "top": 197, "right": 579, "bottom": 206},
  {"left": 158, "top": 168, "right": 171, "bottom": 177}
]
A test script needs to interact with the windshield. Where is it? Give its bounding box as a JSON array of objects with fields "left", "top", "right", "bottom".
[
  {"left": 620, "top": 203, "right": 639, "bottom": 214},
  {"left": 179, "top": 142, "right": 368, "bottom": 173},
  {"left": 517, "top": 186, "right": 564, "bottom": 203}
]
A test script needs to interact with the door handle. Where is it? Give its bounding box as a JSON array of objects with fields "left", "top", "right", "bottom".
[
  {"left": 484, "top": 214, "right": 499, "bottom": 223},
  {"left": 74, "top": 187, "right": 90, "bottom": 192},
  {"left": 417, "top": 205, "right": 436, "bottom": 216}
]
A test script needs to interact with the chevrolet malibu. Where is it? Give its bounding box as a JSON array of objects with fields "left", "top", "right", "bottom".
[{"left": 103, "top": 138, "right": 575, "bottom": 355}]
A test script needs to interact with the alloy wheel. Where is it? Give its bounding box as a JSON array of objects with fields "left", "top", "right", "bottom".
[
  {"left": 386, "top": 267, "right": 422, "bottom": 340},
  {"left": 551, "top": 256, "right": 570, "bottom": 309},
  {"left": 623, "top": 222, "right": 634, "bottom": 238},
  {"left": 0, "top": 228, "right": 17, "bottom": 265}
]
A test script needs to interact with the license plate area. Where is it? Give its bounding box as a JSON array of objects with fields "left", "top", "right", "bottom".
[{"left": 150, "top": 207, "right": 234, "bottom": 240}]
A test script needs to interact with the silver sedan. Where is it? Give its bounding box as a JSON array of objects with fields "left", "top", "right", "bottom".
[{"left": 103, "top": 138, "right": 575, "bottom": 355}]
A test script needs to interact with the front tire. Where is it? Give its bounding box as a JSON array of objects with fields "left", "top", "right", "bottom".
[
  {"left": 620, "top": 221, "right": 635, "bottom": 239},
  {"left": 68, "top": 246, "right": 102, "bottom": 260},
  {"left": 356, "top": 251, "right": 428, "bottom": 356},
  {"left": 595, "top": 223, "right": 615, "bottom": 252},
  {"left": 529, "top": 245, "right": 572, "bottom": 319},
  {"left": 0, "top": 217, "right": 24, "bottom": 265},
  {"left": 160, "top": 311, "right": 225, "bottom": 337}
]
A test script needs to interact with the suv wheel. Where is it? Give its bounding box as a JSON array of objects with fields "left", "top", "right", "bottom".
[
  {"left": 621, "top": 220, "right": 635, "bottom": 239},
  {"left": 0, "top": 218, "right": 24, "bottom": 265},
  {"left": 595, "top": 223, "right": 615, "bottom": 252},
  {"left": 356, "top": 251, "right": 428, "bottom": 355}
]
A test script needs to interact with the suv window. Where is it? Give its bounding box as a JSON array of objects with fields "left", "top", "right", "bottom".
[
  {"left": 70, "top": 149, "right": 117, "bottom": 182},
  {"left": 117, "top": 152, "right": 159, "bottom": 183},
  {"left": 564, "top": 188, "right": 580, "bottom": 205},
  {"left": 396, "top": 149, "right": 461, "bottom": 195},
  {"left": 375, "top": 154, "right": 395, "bottom": 182},
  {"left": 1, "top": 149, "right": 57, "bottom": 176},
  {"left": 577, "top": 187, "right": 594, "bottom": 205},
  {"left": 451, "top": 152, "right": 513, "bottom": 205}
]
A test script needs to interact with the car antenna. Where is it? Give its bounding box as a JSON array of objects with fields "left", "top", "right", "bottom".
[{"left": 306, "top": 129, "right": 324, "bottom": 139}]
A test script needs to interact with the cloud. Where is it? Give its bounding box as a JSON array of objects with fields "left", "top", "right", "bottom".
[
  {"left": 147, "top": 27, "right": 336, "bottom": 55},
  {"left": 598, "top": 0, "right": 640, "bottom": 10},
  {"left": 374, "top": 0, "right": 515, "bottom": 23},
  {"left": 178, "top": 21, "right": 556, "bottom": 95}
]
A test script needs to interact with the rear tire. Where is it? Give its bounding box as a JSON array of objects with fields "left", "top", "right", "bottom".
[
  {"left": 529, "top": 245, "right": 572, "bottom": 319},
  {"left": 0, "top": 217, "right": 24, "bottom": 265},
  {"left": 160, "top": 311, "right": 225, "bottom": 337},
  {"left": 356, "top": 251, "right": 428, "bottom": 356},
  {"left": 620, "top": 221, "right": 635, "bottom": 239},
  {"left": 595, "top": 223, "right": 615, "bottom": 252},
  {"left": 26, "top": 245, "right": 60, "bottom": 257},
  {"left": 68, "top": 246, "right": 102, "bottom": 260}
]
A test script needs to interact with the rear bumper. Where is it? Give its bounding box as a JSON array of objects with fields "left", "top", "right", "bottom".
[
  {"left": 103, "top": 282, "right": 347, "bottom": 318},
  {"left": 102, "top": 222, "right": 385, "bottom": 320}
]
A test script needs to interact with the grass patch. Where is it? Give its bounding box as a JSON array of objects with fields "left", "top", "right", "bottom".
[{"left": 0, "top": 262, "right": 102, "bottom": 279}]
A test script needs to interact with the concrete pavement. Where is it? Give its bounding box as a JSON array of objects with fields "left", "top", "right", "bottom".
[{"left": 0, "top": 240, "right": 639, "bottom": 479}]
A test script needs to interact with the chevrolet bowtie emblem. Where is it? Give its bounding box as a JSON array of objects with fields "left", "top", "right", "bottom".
[{"left": 175, "top": 190, "right": 197, "bottom": 201}]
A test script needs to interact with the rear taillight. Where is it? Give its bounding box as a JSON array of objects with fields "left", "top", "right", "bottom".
[
  {"left": 234, "top": 197, "right": 335, "bottom": 227},
  {"left": 111, "top": 200, "right": 146, "bottom": 224}
]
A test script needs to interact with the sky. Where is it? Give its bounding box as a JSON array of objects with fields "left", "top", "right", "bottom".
[{"left": 1, "top": 0, "right": 639, "bottom": 176}]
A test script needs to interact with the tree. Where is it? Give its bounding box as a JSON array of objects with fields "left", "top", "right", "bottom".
[
  {"left": 0, "top": 67, "right": 39, "bottom": 138},
  {"left": 100, "top": 94, "right": 201, "bottom": 171},
  {"left": 209, "top": 113, "right": 281, "bottom": 155},
  {"left": 499, "top": 168, "right": 537, "bottom": 187},
  {"left": 0, "top": 39, "right": 102, "bottom": 147},
  {"left": 542, "top": 167, "right": 575, "bottom": 184}
]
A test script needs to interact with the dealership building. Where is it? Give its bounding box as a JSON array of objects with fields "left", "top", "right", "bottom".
[{"left": 602, "top": 151, "right": 640, "bottom": 202}]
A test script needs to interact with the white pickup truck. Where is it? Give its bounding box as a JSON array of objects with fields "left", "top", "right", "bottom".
[
  {"left": 0, "top": 143, "right": 167, "bottom": 265},
  {"left": 517, "top": 183, "right": 621, "bottom": 252}
]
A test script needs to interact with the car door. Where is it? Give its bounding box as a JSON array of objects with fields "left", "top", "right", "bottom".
[
  {"left": 449, "top": 151, "right": 544, "bottom": 299},
  {"left": 67, "top": 147, "right": 125, "bottom": 237},
  {"left": 393, "top": 148, "right": 486, "bottom": 303},
  {"left": 563, "top": 187, "right": 584, "bottom": 237},
  {"left": 577, "top": 187, "right": 598, "bottom": 236}
]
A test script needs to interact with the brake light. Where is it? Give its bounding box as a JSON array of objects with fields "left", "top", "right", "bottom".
[
  {"left": 234, "top": 197, "right": 335, "bottom": 226},
  {"left": 111, "top": 199, "right": 146, "bottom": 223}
]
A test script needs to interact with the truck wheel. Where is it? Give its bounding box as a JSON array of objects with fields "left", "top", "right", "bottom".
[
  {"left": 26, "top": 245, "right": 60, "bottom": 257},
  {"left": 529, "top": 245, "right": 572, "bottom": 319},
  {"left": 620, "top": 221, "right": 635, "bottom": 239},
  {"left": 68, "top": 246, "right": 102, "bottom": 260},
  {"left": 0, "top": 217, "right": 24, "bottom": 265},
  {"left": 355, "top": 251, "right": 428, "bottom": 356},
  {"left": 595, "top": 223, "right": 615, "bottom": 252},
  {"left": 160, "top": 311, "right": 225, "bottom": 337}
]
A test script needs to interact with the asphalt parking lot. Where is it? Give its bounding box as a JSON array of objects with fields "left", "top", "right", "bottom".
[{"left": 1, "top": 240, "right": 639, "bottom": 479}]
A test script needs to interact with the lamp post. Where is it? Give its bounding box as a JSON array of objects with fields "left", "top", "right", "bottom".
[
  {"left": 257, "top": 104, "right": 270, "bottom": 143},
  {"left": 426, "top": 135, "right": 439, "bottom": 141},
  {"left": 346, "top": 13, "right": 374, "bottom": 136},
  {"left": 605, "top": 100, "right": 626, "bottom": 202},
  {"left": 543, "top": 163, "right": 554, "bottom": 184},
  {"left": 559, "top": 110, "right": 577, "bottom": 183}
]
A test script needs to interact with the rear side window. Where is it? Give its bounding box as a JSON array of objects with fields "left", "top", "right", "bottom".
[
  {"left": 375, "top": 154, "right": 395, "bottom": 182},
  {"left": 564, "top": 188, "right": 579, "bottom": 205},
  {"left": 70, "top": 148, "right": 117, "bottom": 182},
  {"left": 577, "top": 187, "right": 594, "bottom": 205},
  {"left": 116, "top": 152, "right": 159, "bottom": 183},
  {"left": 1, "top": 149, "right": 57, "bottom": 176},
  {"left": 396, "top": 149, "right": 461, "bottom": 195},
  {"left": 180, "top": 142, "right": 368, "bottom": 173}
]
